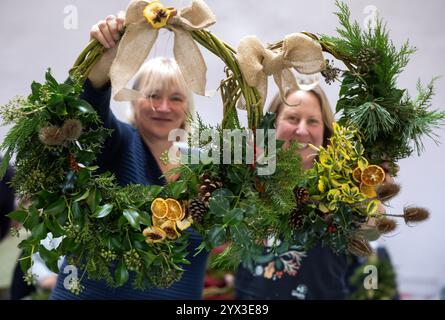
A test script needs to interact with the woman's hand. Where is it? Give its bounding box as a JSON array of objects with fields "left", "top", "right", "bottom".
[
  {"left": 88, "top": 12, "right": 125, "bottom": 88},
  {"left": 90, "top": 14, "right": 125, "bottom": 49}
]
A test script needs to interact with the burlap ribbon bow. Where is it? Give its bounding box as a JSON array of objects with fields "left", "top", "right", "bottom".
[
  {"left": 110, "top": 0, "right": 216, "bottom": 101},
  {"left": 236, "top": 33, "right": 326, "bottom": 106}
]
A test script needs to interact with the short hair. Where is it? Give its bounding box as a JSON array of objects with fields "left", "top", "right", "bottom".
[
  {"left": 130, "top": 57, "right": 195, "bottom": 131},
  {"left": 267, "top": 86, "right": 334, "bottom": 146}
]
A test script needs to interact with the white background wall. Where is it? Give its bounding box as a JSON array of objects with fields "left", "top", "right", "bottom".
[{"left": 1, "top": 0, "right": 444, "bottom": 299}]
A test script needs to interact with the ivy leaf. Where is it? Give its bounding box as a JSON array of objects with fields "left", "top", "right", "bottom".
[
  {"left": 7, "top": 210, "right": 27, "bottom": 223},
  {"left": 123, "top": 209, "right": 140, "bottom": 230},
  {"left": 93, "top": 204, "right": 114, "bottom": 219},
  {"left": 31, "top": 223, "right": 47, "bottom": 241},
  {"left": 115, "top": 262, "right": 129, "bottom": 287},
  {"left": 38, "top": 245, "right": 60, "bottom": 273},
  {"left": 44, "top": 218, "right": 65, "bottom": 238},
  {"left": 45, "top": 198, "right": 66, "bottom": 216}
]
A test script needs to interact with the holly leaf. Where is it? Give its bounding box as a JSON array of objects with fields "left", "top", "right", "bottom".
[
  {"left": 223, "top": 208, "right": 244, "bottom": 226},
  {"left": 206, "top": 225, "right": 226, "bottom": 248}
]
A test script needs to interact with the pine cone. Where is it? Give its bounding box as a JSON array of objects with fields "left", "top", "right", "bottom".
[
  {"left": 199, "top": 173, "right": 223, "bottom": 207},
  {"left": 289, "top": 207, "right": 305, "bottom": 230},
  {"left": 293, "top": 187, "right": 310, "bottom": 205},
  {"left": 189, "top": 198, "right": 207, "bottom": 224}
]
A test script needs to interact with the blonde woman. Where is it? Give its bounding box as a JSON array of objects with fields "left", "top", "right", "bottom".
[{"left": 50, "top": 15, "right": 208, "bottom": 300}]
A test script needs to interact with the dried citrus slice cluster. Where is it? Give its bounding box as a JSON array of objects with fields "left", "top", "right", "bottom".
[
  {"left": 143, "top": 198, "right": 193, "bottom": 243},
  {"left": 352, "top": 165, "right": 386, "bottom": 198}
]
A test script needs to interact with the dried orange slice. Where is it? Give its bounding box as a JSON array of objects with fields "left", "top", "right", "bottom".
[
  {"left": 176, "top": 216, "right": 192, "bottom": 231},
  {"left": 352, "top": 167, "right": 362, "bottom": 183},
  {"left": 160, "top": 220, "right": 180, "bottom": 240},
  {"left": 143, "top": 226, "right": 166, "bottom": 243},
  {"left": 165, "top": 198, "right": 183, "bottom": 221},
  {"left": 360, "top": 182, "right": 377, "bottom": 198},
  {"left": 151, "top": 198, "right": 168, "bottom": 219},
  {"left": 361, "top": 165, "right": 385, "bottom": 186},
  {"left": 152, "top": 215, "right": 167, "bottom": 227},
  {"left": 178, "top": 201, "right": 187, "bottom": 221}
]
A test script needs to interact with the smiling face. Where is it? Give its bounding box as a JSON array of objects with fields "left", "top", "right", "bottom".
[
  {"left": 134, "top": 87, "right": 187, "bottom": 140},
  {"left": 132, "top": 58, "right": 192, "bottom": 141},
  {"left": 276, "top": 90, "right": 326, "bottom": 169}
]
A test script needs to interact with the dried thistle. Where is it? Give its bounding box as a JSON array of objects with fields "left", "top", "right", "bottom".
[
  {"left": 376, "top": 217, "right": 397, "bottom": 234},
  {"left": 38, "top": 125, "right": 65, "bottom": 146},
  {"left": 347, "top": 237, "right": 373, "bottom": 257},
  {"left": 376, "top": 183, "right": 401, "bottom": 202},
  {"left": 62, "top": 119, "right": 83, "bottom": 141},
  {"left": 404, "top": 207, "right": 430, "bottom": 223}
]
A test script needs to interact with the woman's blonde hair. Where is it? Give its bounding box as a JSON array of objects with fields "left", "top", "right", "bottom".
[
  {"left": 267, "top": 86, "right": 334, "bottom": 146},
  {"left": 129, "top": 57, "right": 195, "bottom": 131}
]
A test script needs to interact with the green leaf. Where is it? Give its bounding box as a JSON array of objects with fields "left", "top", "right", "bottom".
[
  {"left": 208, "top": 190, "right": 232, "bottom": 217},
  {"left": 76, "top": 100, "right": 95, "bottom": 114},
  {"left": 45, "top": 69, "right": 58, "bottom": 87},
  {"left": 139, "top": 251, "right": 156, "bottom": 267},
  {"left": 147, "top": 185, "right": 163, "bottom": 200},
  {"left": 38, "top": 245, "right": 60, "bottom": 273},
  {"left": 71, "top": 202, "right": 83, "bottom": 224},
  {"left": 47, "top": 94, "right": 67, "bottom": 116},
  {"left": 57, "top": 83, "right": 74, "bottom": 95},
  {"left": 93, "top": 204, "right": 114, "bottom": 219},
  {"left": 30, "top": 81, "right": 42, "bottom": 100},
  {"left": 7, "top": 210, "right": 28, "bottom": 223},
  {"left": 86, "top": 189, "right": 101, "bottom": 213},
  {"left": 169, "top": 180, "right": 188, "bottom": 199},
  {"left": 19, "top": 250, "right": 32, "bottom": 274},
  {"left": 74, "top": 190, "right": 89, "bottom": 202},
  {"left": 23, "top": 207, "right": 39, "bottom": 230},
  {"left": 45, "top": 198, "right": 66, "bottom": 216},
  {"left": 110, "top": 235, "right": 125, "bottom": 250},
  {"left": 231, "top": 223, "right": 250, "bottom": 246},
  {"left": 123, "top": 209, "right": 140, "bottom": 230},
  {"left": 223, "top": 208, "right": 244, "bottom": 226},
  {"left": 206, "top": 225, "right": 226, "bottom": 248},
  {"left": 115, "top": 262, "right": 129, "bottom": 287},
  {"left": 138, "top": 211, "right": 152, "bottom": 226},
  {"left": 31, "top": 223, "right": 47, "bottom": 241},
  {"left": 44, "top": 218, "right": 65, "bottom": 238}
]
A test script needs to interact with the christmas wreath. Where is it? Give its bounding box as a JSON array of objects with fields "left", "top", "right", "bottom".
[{"left": 1, "top": 0, "right": 443, "bottom": 293}]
